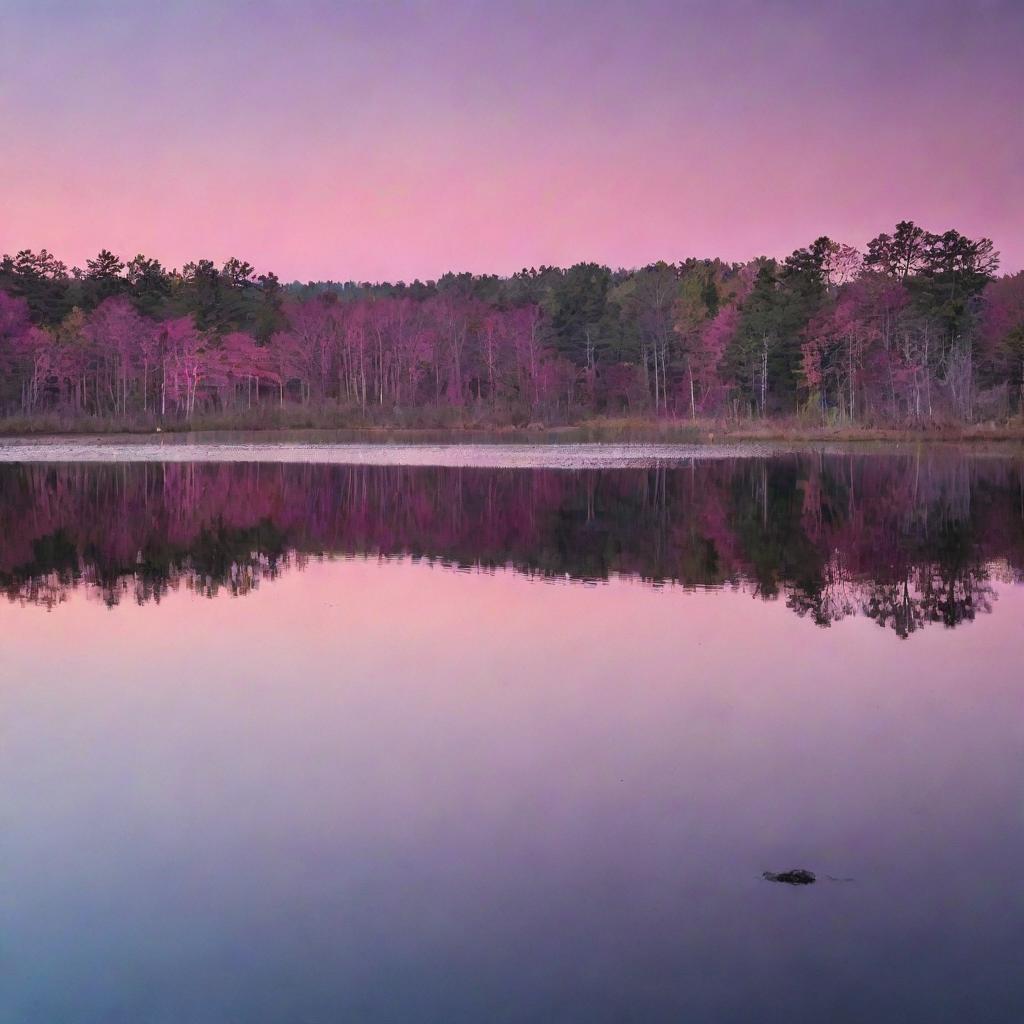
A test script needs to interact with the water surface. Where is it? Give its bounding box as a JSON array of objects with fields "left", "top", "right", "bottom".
[{"left": 0, "top": 449, "right": 1021, "bottom": 1022}]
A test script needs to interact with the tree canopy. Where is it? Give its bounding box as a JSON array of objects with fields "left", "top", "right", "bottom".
[{"left": 1, "top": 222, "right": 1018, "bottom": 426}]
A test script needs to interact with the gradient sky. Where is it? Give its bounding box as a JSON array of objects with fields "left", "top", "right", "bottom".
[{"left": 1, "top": 0, "right": 1021, "bottom": 281}]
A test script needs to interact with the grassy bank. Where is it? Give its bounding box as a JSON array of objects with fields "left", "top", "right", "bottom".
[{"left": 2, "top": 409, "right": 1024, "bottom": 445}]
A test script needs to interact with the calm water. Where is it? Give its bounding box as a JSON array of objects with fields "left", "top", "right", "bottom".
[{"left": 0, "top": 448, "right": 1022, "bottom": 1022}]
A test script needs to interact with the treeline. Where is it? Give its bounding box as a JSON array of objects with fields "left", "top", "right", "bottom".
[
  {"left": 2, "top": 456, "right": 1021, "bottom": 636},
  {"left": 1, "top": 223, "right": 1022, "bottom": 426}
]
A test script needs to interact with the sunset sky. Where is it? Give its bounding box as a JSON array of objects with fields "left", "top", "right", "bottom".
[{"left": 2, "top": 0, "right": 1021, "bottom": 280}]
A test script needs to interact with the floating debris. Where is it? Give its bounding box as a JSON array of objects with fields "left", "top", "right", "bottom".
[{"left": 763, "top": 869, "right": 816, "bottom": 885}]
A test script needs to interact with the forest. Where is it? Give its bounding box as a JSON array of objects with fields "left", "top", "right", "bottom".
[{"left": 1, "top": 222, "right": 1022, "bottom": 430}]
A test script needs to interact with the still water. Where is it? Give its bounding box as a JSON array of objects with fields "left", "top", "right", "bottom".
[{"left": 0, "top": 448, "right": 1022, "bottom": 1022}]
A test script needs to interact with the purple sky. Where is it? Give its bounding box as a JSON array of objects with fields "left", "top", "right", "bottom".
[{"left": 1, "top": 0, "right": 1021, "bottom": 279}]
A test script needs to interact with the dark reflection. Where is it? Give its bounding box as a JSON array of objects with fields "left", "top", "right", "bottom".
[{"left": 1, "top": 454, "right": 1022, "bottom": 634}]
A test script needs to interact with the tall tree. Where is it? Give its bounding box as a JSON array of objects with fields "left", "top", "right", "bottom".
[
  {"left": 84, "top": 249, "right": 127, "bottom": 306},
  {"left": 864, "top": 221, "right": 929, "bottom": 280}
]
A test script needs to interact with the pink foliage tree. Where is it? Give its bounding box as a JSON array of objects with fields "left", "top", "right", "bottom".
[{"left": 83, "top": 297, "right": 155, "bottom": 414}]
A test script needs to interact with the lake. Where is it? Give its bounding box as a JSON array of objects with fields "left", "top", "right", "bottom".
[{"left": 0, "top": 444, "right": 1022, "bottom": 1022}]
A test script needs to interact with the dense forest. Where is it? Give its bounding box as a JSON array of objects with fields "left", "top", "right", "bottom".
[
  {"left": 1, "top": 222, "right": 1022, "bottom": 428},
  {"left": 2, "top": 455, "right": 1021, "bottom": 636}
]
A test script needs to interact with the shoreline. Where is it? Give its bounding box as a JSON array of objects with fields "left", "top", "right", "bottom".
[{"left": 1, "top": 417, "right": 1024, "bottom": 448}]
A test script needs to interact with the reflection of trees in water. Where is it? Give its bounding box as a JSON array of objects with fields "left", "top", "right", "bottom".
[
  {"left": 0, "top": 454, "right": 1021, "bottom": 635},
  {"left": 788, "top": 563, "right": 997, "bottom": 639},
  {"left": 782, "top": 456, "right": 1020, "bottom": 636}
]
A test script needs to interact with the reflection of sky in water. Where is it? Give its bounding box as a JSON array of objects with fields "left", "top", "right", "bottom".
[{"left": 1, "top": 557, "right": 1022, "bottom": 1023}]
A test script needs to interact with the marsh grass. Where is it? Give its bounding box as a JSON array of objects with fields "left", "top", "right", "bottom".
[{"left": 2, "top": 408, "right": 1023, "bottom": 444}]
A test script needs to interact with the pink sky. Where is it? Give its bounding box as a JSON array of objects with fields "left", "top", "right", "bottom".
[{"left": 1, "top": 1, "right": 1021, "bottom": 280}]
